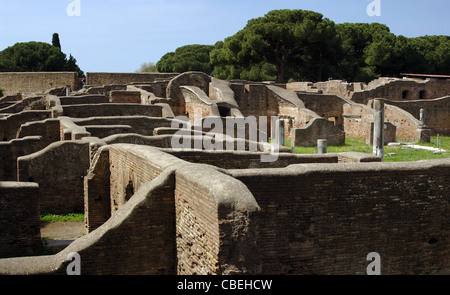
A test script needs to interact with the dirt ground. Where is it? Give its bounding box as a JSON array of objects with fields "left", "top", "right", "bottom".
[{"left": 40, "top": 222, "right": 85, "bottom": 239}]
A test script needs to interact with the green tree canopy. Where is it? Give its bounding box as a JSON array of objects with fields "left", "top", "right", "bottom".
[
  {"left": 0, "top": 41, "right": 67, "bottom": 72},
  {"left": 0, "top": 38, "right": 85, "bottom": 78},
  {"left": 210, "top": 9, "right": 341, "bottom": 83},
  {"left": 335, "top": 23, "right": 450, "bottom": 82},
  {"left": 65, "top": 54, "right": 85, "bottom": 78},
  {"left": 136, "top": 61, "right": 158, "bottom": 73},
  {"left": 152, "top": 9, "right": 449, "bottom": 83},
  {"left": 335, "top": 23, "right": 391, "bottom": 82},
  {"left": 52, "top": 33, "right": 61, "bottom": 50},
  {"left": 156, "top": 44, "right": 214, "bottom": 74},
  {"left": 407, "top": 35, "right": 450, "bottom": 75}
]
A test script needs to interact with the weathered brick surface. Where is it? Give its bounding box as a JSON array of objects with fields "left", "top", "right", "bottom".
[
  {"left": 0, "top": 72, "right": 79, "bottom": 96},
  {"left": 17, "top": 141, "right": 90, "bottom": 214},
  {"left": 175, "top": 172, "right": 220, "bottom": 275},
  {"left": 17, "top": 118, "right": 61, "bottom": 147},
  {"left": 0, "top": 110, "right": 52, "bottom": 141},
  {"left": 0, "top": 136, "right": 46, "bottom": 181},
  {"left": 109, "top": 91, "right": 141, "bottom": 104},
  {"left": 0, "top": 182, "right": 41, "bottom": 258},
  {"left": 165, "top": 149, "right": 338, "bottom": 169},
  {"left": 84, "top": 147, "right": 111, "bottom": 233},
  {"left": 229, "top": 160, "right": 450, "bottom": 275},
  {"left": 61, "top": 103, "right": 162, "bottom": 118},
  {"left": 1, "top": 146, "right": 447, "bottom": 275},
  {"left": 86, "top": 72, "right": 177, "bottom": 87},
  {"left": 386, "top": 96, "right": 450, "bottom": 136},
  {"left": 59, "top": 95, "right": 109, "bottom": 105}
]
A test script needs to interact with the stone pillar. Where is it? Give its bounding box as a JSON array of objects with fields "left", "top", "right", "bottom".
[
  {"left": 317, "top": 139, "right": 327, "bottom": 154},
  {"left": 271, "top": 117, "right": 278, "bottom": 140},
  {"left": 373, "top": 98, "right": 385, "bottom": 161},
  {"left": 66, "top": 85, "right": 71, "bottom": 96},
  {"left": 277, "top": 119, "right": 285, "bottom": 146}
]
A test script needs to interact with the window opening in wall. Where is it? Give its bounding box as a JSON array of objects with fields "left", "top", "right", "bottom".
[
  {"left": 328, "top": 117, "right": 338, "bottom": 126},
  {"left": 125, "top": 180, "right": 134, "bottom": 201},
  {"left": 402, "top": 90, "right": 409, "bottom": 99},
  {"left": 428, "top": 238, "right": 438, "bottom": 245},
  {"left": 419, "top": 90, "right": 426, "bottom": 99},
  {"left": 218, "top": 106, "right": 231, "bottom": 117}
]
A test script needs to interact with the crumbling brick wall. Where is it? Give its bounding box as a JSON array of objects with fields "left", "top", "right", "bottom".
[
  {"left": 86, "top": 72, "right": 177, "bottom": 87},
  {"left": 230, "top": 159, "right": 450, "bottom": 275},
  {"left": 386, "top": 96, "right": 450, "bottom": 136},
  {"left": 17, "top": 141, "right": 90, "bottom": 214},
  {"left": 0, "top": 110, "right": 52, "bottom": 141},
  {"left": 0, "top": 182, "right": 41, "bottom": 258},
  {"left": 61, "top": 104, "right": 163, "bottom": 118},
  {"left": 0, "top": 147, "right": 447, "bottom": 275},
  {"left": 351, "top": 78, "right": 450, "bottom": 104},
  {"left": 17, "top": 119, "right": 61, "bottom": 147},
  {"left": 0, "top": 136, "right": 46, "bottom": 181},
  {"left": 0, "top": 72, "right": 79, "bottom": 96}
]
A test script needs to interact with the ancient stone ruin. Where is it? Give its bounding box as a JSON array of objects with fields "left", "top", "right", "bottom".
[{"left": 0, "top": 71, "right": 448, "bottom": 275}]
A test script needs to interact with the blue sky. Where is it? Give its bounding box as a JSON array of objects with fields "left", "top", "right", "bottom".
[{"left": 0, "top": 0, "right": 449, "bottom": 73}]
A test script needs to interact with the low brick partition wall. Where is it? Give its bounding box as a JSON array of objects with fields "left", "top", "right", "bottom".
[
  {"left": 0, "top": 72, "right": 79, "bottom": 96},
  {"left": 0, "top": 110, "right": 52, "bottom": 141},
  {"left": 61, "top": 104, "right": 163, "bottom": 118},
  {"left": 72, "top": 116, "right": 173, "bottom": 137},
  {"left": 386, "top": 96, "right": 450, "bottom": 136},
  {"left": 86, "top": 72, "right": 177, "bottom": 87},
  {"left": 17, "top": 119, "right": 61, "bottom": 147},
  {"left": 165, "top": 149, "right": 339, "bottom": 169},
  {"left": 0, "top": 182, "right": 41, "bottom": 258},
  {"left": 0, "top": 136, "right": 46, "bottom": 181},
  {"left": 228, "top": 159, "right": 449, "bottom": 274},
  {"left": 59, "top": 95, "right": 109, "bottom": 105},
  {"left": 0, "top": 147, "right": 448, "bottom": 275},
  {"left": 109, "top": 91, "right": 141, "bottom": 104},
  {"left": 17, "top": 141, "right": 90, "bottom": 214}
]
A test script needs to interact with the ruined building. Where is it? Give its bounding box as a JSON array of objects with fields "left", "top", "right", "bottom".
[{"left": 0, "top": 71, "right": 448, "bottom": 275}]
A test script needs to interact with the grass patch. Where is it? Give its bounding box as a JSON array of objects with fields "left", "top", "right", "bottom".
[
  {"left": 40, "top": 213, "right": 84, "bottom": 223},
  {"left": 285, "top": 136, "right": 450, "bottom": 162}
]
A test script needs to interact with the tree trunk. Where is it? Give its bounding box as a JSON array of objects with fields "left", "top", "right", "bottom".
[{"left": 277, "top": 62, "right": 286, "bottom": 83}]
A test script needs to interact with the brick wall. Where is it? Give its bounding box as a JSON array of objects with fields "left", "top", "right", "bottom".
[
  {"left": 1, "top": 147, "right": 448, "bottom": 275},
  {"left": 17, "top": 119, "right": 61, "bottom": 147},
  {"left": 0, "top": 136, "right": 46, "bottom": 181},
  {"left": 86, "top": 145, "right": 260, "bottom": 275},
  {"left": 17, "top": 141, "right": 90, "bottom": 214},
  {"left": 166, "top": 150, "right": 338, "bottom": 169},
  {"left": 84, "top": 147, "right": 111, "bottom": 232},
  {"left": 109, "top": 91, "right": 141, "bottom": 104},
  {"left": 0, "top": 182, "right": 41, "bottom": 258},
  {"left": 298, "top": 93, "right": 352, "bottom": 130},
  {"left": 351, "top": 79, "right": 450, "bottom": 104},
  {"left": 0, "top": 72, "right": 79, "bottom": 96},
  {"left": 291, "top": 118, "right": 346, "bottom": 147},
  {"left": 0, "top": 110, "right": 52, "bottom": 141},
  {"left": 386, "top": 96, "right": 450, "bottom": 136},
  {"left": 230, "top": 159, "right": 450, "bottom": 275},
  {"left": 175, "top": 170, "right": 220, "bottom": 274},
  {"left": 59, "top": 95, "right": 109, "bottom": 105},
  {"left": 86, "top": 72, "right": 177, "bottom": 87},
  {"left": 384, "top": 104, "right": 423, "bottom": 141},
  {"left": 175, "top": 164, "right": 259, "bottom": 275},
  {"left": 61, "top": 104, "right": 162, "bottom": 118}
]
